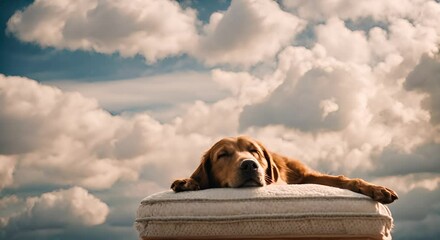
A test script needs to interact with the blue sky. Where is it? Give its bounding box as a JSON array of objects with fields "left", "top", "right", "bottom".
[{"left": 1, "top": 0, "right": 440, "bottom": 239}]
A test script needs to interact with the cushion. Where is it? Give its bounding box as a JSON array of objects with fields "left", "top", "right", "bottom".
[{"left": 135, "top": 184, "right": 393, "bottom": 239}]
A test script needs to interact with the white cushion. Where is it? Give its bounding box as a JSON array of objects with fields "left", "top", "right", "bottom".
[{"left": 135, "top": 184, "right": 393, "bottom": 239}]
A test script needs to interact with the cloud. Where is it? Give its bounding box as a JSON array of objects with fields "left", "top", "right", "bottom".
[
  {"left": 0, "top": 156, "right": 16, "bottom": 190},
  {"left": 0, "top": 195, "right": 20, "bottom": 210},
  {"left": 238, "top": 20, "right": 438, "bottom": 179},
  {"left": 393, "top": 214, "right": 440, "bottom": 240},
  {"left": 0, "top": 70, "right": 217, "bottom": 238},
  {"left": 320, "top": 98, "right": 339, "bottom": 119},
  {"left": 211, "top": 69, "right": 279, "bottom": 106},
  {"left": 6, "top": 0, "right": 304, "bottom": 68},
  {"left": 390, "top": 185, "right": 440, "bottom": 222},
  {"left": 241, "top": 66, "right": 363, "bottom": 132},
  {"left": 315, "top": 17, "right": 370, "bottom": 64},
  {"left": 375, "top": 180, "right": 440, "bottom": 239},
  {"left": 372, "top": 173, "right": 440, "bottom": 194},
  {"left": 0, "top": 195, "right": 21, "bottom": 228},
  {"left": 7, "top": 0, "right": 198, "bottom": 62},
  {"left": 0, "top": 74, "right": 139, "bottom": 189},
  {"left": 194, "top": 0, "right": 305, "bottom": 67},
  {"left": 281, "top": 0, "right": 436, "bottom": 22},
  {"left": 50, "top": 71, "right": 229, "bottom": 121},
  {"left": 0, "top": 74, "right": 221, "bottom": 190},
  {"left": 1, "top": 187, "right": 108, "bottom": 238},
  {"left": 237, "top": 0, "right": 440, "bottom": 175},
  {"left": 240, "top": 45, "right": 374, "bottom": 132},
  {"left": 405, "top": 54, "right": 440, "bottom": 125},
  {"left": 371, "top": 142, "right": 440, "bottom": 177}
]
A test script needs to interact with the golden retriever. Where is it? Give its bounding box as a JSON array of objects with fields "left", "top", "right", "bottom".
[{"left": 171, "top": 136, "right": 398, "bottom": 204}]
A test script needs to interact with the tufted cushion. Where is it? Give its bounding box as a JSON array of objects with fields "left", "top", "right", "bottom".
[{"left": 135, "top": 184, "right": 393, "bottom": 239}]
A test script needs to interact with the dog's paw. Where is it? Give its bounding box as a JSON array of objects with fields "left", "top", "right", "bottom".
[
  {"left": 171, "top": 178, "right": 200, "bottom": 192},
  {"left": 363, "top": 185, "right": 398, "bottom": 204}
]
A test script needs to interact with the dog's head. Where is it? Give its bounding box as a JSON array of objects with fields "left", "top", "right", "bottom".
[{"left": 190, "top": 136, "right": 279, "bottom": 189}]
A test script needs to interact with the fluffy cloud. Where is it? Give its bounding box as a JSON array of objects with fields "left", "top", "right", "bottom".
[
  {"left": 195, "top": 0, "right": 305, "bottom": 66},
  {"left": 320, "top": 98, "right": 339, "bottom": 119},
  {"left": 372, "top": 173, "right": 440, "bottom": 195},
  {"left": 211, "top": 69, "right": 281, "bottom": 106},
  {"left": 281, "top": 0, "right": 437, "bottom": 22},
  {"left": 0, "top": 74, "right": 219, "bottom": 190},
  {"left": 0, "top": 74, "right": 136, "bottom": 189},
  {"left": 241, "top": 60, "right": 370, "bottom": 132},
  {"left": 315, "top": 17, "right": 370, "bottom": 64},
  {"left": 51, "top": 71, "right": 228, "bottom": 121},
  {"left": 7, "top": 0, "right": 198, "bottom": 62},
  {"left": 238, "top": 0, "right": 440, "bottom": 175},
  {"left": 3, "top": 187, "right": 108, "bottom": 232},
  {"left": 7, "top": 0, "right": 304, "bottom": 67}
]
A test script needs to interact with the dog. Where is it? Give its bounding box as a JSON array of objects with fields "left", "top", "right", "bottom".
[{"left": 171, "top": 136, "right": 398, "bottom": 204}]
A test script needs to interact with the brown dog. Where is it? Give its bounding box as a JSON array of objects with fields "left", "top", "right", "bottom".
[{"left": 171, "top": 136, "right": 398, "bottom": 204}]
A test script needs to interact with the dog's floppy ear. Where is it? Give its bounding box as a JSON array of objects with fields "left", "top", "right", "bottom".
[
  {"left": 257, "top": 141, "right": 279, "bottom": 184},
  {"left": 190, "top": 150, "right": 212, "bottom": 190}
]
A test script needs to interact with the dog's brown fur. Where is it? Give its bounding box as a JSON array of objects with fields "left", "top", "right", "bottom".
[{"left": 171, "top": 136, "right": 398, "bottom": 204}]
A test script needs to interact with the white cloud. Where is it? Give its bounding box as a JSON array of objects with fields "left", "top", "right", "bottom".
[
  {"left": 7, "top": 0, "right": 198, "bottom": 62},
  {"left": 240, "top": 31, "right": 437, "bottom": 175},
  {"left": 195, "top": 0, "right": 305, "bottom": 67},
  {"left": 0, "top": 74, "right": 138, "bottom": 189},
  {"left": 211, "top": 69, "right": 277, "bottom": 106},
  {"left": 6, "top": 0, "right": 305, "bottom": 68},
  {"left": 174, "top": 99, "right": 240, "bottom": 136},
  {"left": 320, "top": 98, "right": 339, "bottom": 119},
  {"left": 241, "top": 50, "right": 371, "bottom": 132},
  {"left": 237, "top": 0, "right": 440, "bottom": 177},
  {"left": 283, "top": 0, "right": 440, "bottom": 68},
  {"left": 0, "top": 74, "right": 220, "bottom": 190},
  {"left": 244, "top": 125, "right": 374, "bottom": 175},
  {"left": 6, "top": 0, "right": 440, "bottom": 71},
  {"left": 282, "top": 0, "right": 429, "bottom": 22},
  {"left": 50, "top": 71, "right": 228, "bottom": 121},
  {"left": 315, "top": 17, "right": 370, "bottom": 64},
  {"left": 6, "top": 187, "right": 109, "bottom": 229}
]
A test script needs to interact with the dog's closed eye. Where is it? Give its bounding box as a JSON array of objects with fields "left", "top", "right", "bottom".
[{"left": 217, "top": 151, "right": 230, "bottom": 159}]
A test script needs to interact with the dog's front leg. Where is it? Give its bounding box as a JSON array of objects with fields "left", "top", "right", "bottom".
[
  {"left": 271, "top": 152, "right": 398, "bottom": 204},
  {"left": 302, "top": 173, "right": 398, "bottom": 204}
]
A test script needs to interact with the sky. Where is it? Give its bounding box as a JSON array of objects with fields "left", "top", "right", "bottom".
[{"left": 0, "top": 0, "right": 440, "bottom": 239}]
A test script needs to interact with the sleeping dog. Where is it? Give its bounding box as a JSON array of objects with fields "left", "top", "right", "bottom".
[{"left": 172, "top": 136, "right": 398, "bottom": 204}]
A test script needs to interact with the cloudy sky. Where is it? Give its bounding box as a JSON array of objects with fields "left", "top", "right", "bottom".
[{"left": 0, "top": 0, "right": 440, "bottom": 239}]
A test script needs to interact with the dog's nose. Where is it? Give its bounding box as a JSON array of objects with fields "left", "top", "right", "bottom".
[{"left": 240, "top": 160, "right": 258, "bottom": 172}]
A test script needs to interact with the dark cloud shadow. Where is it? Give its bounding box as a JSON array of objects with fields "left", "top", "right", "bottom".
[
  {"left": 404, "top": 54, "right": 440, "bottom": 125},
  {"left": 371, "top": 142, "right": 440, "bottom": 177}
]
